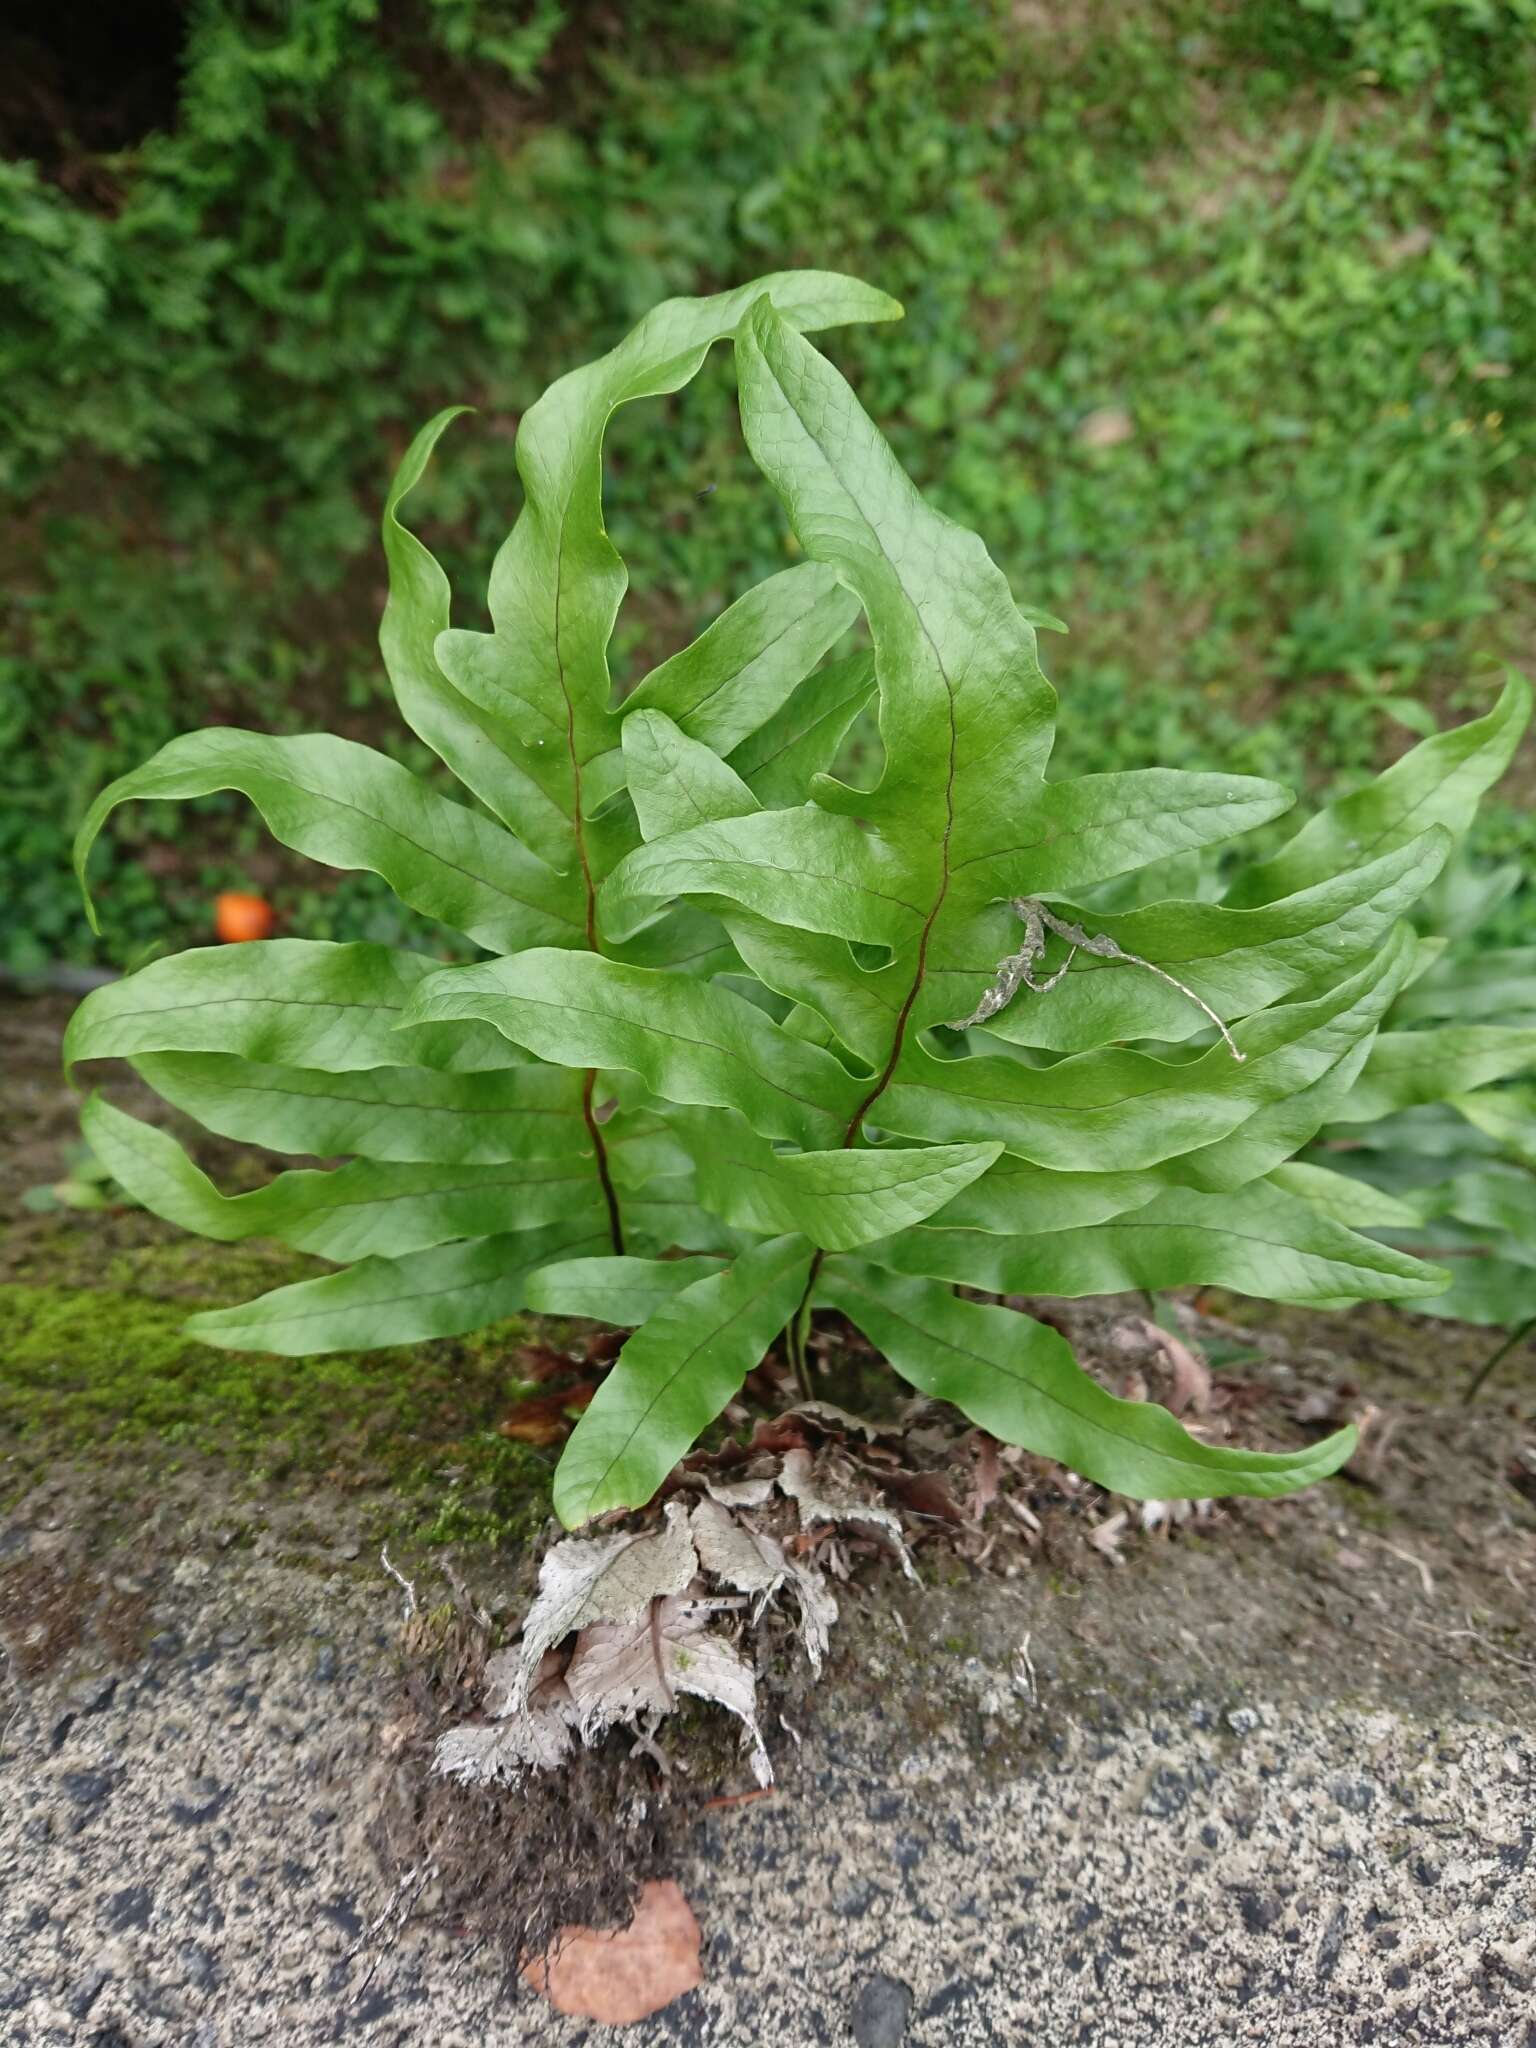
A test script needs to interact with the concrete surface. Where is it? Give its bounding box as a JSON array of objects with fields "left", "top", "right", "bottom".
[{"left": 3, "top": 1521, "right": 1534, "bottom": 2048}]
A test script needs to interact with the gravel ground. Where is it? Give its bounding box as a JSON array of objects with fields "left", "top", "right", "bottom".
[{"left": 3, "top": 1522, "right": 1534, "bottom": 2048}]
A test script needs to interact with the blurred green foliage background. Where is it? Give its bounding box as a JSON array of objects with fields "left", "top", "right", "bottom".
[{"left": 3, "top": 0, "right": 1533, "bottom": 976}]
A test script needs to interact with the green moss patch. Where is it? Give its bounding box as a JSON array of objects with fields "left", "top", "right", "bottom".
[{"left": 0, "top": 1275, "right": 555, "bottom": 1540}]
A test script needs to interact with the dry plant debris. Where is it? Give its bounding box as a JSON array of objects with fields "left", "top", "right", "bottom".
[
  {"left": 431, "top": 1302, "right": 1376, "bottom": 1796},
  {"left": 433, "top": 1445, "right": 914, "bottom": 1791}
]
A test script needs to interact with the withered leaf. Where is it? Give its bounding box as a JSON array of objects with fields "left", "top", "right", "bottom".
[
  {"left": 786, "top": 1399, "right": 891, "bottom": 1441},
  {"left": 513, "top": 1342, "right": 576, "bottom": 1384},
  {"left": 564, "top": 1594, "right": 771, "bottom": 1783},
  {"left": 698, "top": 1470, "right": 776, "bottom": 1509},
  {"left": 510, "top": 1500, "right": 698, "bottom": 1712},
  {"left": 690, "top": 1497, "right": 837, "bottom": 1673},
  {"left": 970, "top": 1430, "right": 1002, "bottom": 1519},
  {"left": 749, "top": 1414, "right": 813, "bottom": 1455},
  {"left": 523, "top": 1878, "right": 702, "bottom": 2023},
  {"left": 497, "top": 1381, "right": 597, "bottom": 1445},
  {"left": 868, "top": 1466, "right": 965, "bottom": 1525},
  {"left": 433, "top": 1650, "right": 577, "bottom": 1785},
  {"left": 777, "top": 1447, "right": 916, "bottom": 1578}
]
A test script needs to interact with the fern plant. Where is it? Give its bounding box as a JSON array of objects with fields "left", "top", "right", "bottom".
[
  {"left": 1292, "top": 830, "right": 1536, "bottom": 1349},
  {"left": 68, "top": 271, "right": 1516, "bottom": 1528}
]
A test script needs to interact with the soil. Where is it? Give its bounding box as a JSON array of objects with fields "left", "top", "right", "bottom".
[{"left": 2, "top": 991, "right": 1535, "bottom": 2044}]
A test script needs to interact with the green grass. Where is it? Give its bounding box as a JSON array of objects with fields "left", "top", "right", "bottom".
[{"left": 3, "top": 0, "right": 1532, "bottom": 972}]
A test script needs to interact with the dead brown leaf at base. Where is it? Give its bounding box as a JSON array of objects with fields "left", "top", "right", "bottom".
[
  {"left": 497, "top": 1381, "right": 597, "bottom": 1445},
  {"left": 522, "top": 1878, "right": 702, "bottom": 2022}
]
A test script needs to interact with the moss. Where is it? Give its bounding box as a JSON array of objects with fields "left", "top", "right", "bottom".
[
  {"left": 0, "top": 1276, "right": 555, "bottom": 1536},
  {"left": 1331, "top": 1478, "right": 1398, "bottom": 1531},
  {"left": 414, "top": 1438, "right": 554, "bottom": 1549}
]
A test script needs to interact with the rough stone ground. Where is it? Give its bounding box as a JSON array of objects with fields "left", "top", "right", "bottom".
[
  {"left": 4, "top": 1500, "right": 1535, "bottom": 2047},
  {"left": 4, "top": 992, "right": 1536, "bottom": 2045}
]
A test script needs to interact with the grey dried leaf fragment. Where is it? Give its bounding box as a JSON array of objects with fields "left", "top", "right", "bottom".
[
  {"left": 564, "top": 1595, "right": 772, "bottom": 1785},
  {"left": 777, "top": 1447, "right": 917, "bottom": 1579},
  {"left": 433, "top": 1653, "right": 578, "bottom": 1785},
  {"left": 689, "top": 1496, "right": 786, "bottom": 1601},
  {"left": 512, "top": 1500, "right": 699, "bottom": 1710},
  {"left": 698, "top": 1471, "right": 777, "bottom": 1508},
  {"left": 785, "top": 1400, "right": 892, "bottom": 1440},
  {"left": 689, "top": 1496, "right": 838, "bottom": 1673}
]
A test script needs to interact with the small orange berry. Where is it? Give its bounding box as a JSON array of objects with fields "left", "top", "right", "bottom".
[{"left": 215, "top": 892, "right": 275, "bottom": 943}]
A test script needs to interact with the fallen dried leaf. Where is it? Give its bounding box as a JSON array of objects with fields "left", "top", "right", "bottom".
[
  {"left": 510, "top": 1501, "right": 699, "bottom": 1713},
  {"left": 1342, "top": 1404, "right": 1394, "bottom": 1486},
  {"left": 787, "top": 1400, "right": 891, "bottom": 1440},
  {"left": 868, "top": 1466, "right": 966, "bottom": 1525},
  {"left": 497, "top": 1382, "right": 597, "bottom": 1444},
  {"left": 698, "top": 1471, "right": 777, "bottom": 1509},
  {"left": 742, "top": 1361, "right": 794, "bottom": 1406},
  {"left": 434, "top": 1650, "right": 578, "bottom": 1785},
  {"left": 563, "top": 1595, "right": 772, "bottom": 1783},
  {"left": 582, "top": 1326, "right": 627, "bottom": 1368},
  {"left": 690, "top": 1497, "right": 837, "bottom": 1673},
  {"left": 749, "top": 1414, "right": 813, "bottom": 1455},
  {"left": 523, "top": 1879, "right": 702, "bottom": 2023},
  {"left": 777, "top": 1448, "right": 917, "bottom": 1577},
  {"left": 688, "top": 1497, "right": 787, "bottom": 1602},
  {"left": 513, "top": 1342, "right": 576, "bottom": 1383},
  {"left": 1088, "top": 1510, "right": 1130, "bottom": 1563},
  {"left": 969, "top": 1431, "right": 1002, "bottom": 1520},
  {"left": 1115, "top": 1313, "right": 1210, "bottom": 1415}
]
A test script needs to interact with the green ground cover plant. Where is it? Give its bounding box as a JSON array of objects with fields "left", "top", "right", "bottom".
[
  {"left": 6, "top": 0, "right": 1534, "bottom": 973},
  {"left": 65, "top": 277, "right": 1529, "bottom": 1526},
  {"left": 1297, "top": 845, "right": 1536, "bottom": 1365}
]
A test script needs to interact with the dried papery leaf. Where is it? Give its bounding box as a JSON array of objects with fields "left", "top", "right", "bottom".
[
  {"left": 482, "top": 1644, "right": 539, "bottom": 1717},
  {"left": 750, "top": 1415, "right": 814, "bottom": 1456},
  {"left": 512, "top": 1500, "right": 698, "bottom": 1711},
  {"left": 523, "top": 1879, "right": 703, "bottom": 2023},
  {"left": 689, "top": 1497, "right": 786, "bottom": 1602},
  {"left": 432, "top": 1718, "right": 567, "bottom": 1786},
  {"left": 434, "top": 1653, "right": 578, "bottom": 1786},
  {"left": 865, "top": 1466, "right": 966, "bottom": 1525},
  {"left": 1114, "top": 1315, "right": 1211, "bottom": 1418},
  {"left": 1088, "top": 1511, "right": 1130, "bottom": 1563},
  {"left": 515, "top": 1342, "right": 579, "bottom": 1383},
  {"left": 785, "top": 1400, "right": 893, "bottom": 1440},
  {"left": 698, "top": 1472, "right": 777, "bottom": 1509},
  {"left": 789, "top": 1571, "right": 838, "bottom": 1675},
  {"left": 777, "top": 1448, "right": 917, "bottom": 1579},
  {"left": 969, "top": 1431, "right": 1003, "bottom": 1519},
  {"left": 583, "top": 1326, "right": 628, "bottom": 1367},
  {"left": 497, "top": 1382, "right": 598, "bottom": 1445},
  {"left": 689, "top": 1497, "right": 837, "bottom": 1673},
  {"left": 563, "top": 1595, "right": 772, "bottom": 1785}
]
